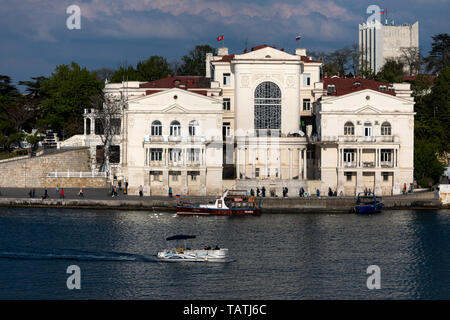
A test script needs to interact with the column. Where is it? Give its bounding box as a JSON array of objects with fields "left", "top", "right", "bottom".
[
  {"left": 83, "top": 118, "right": 87, "bottom": 135},
  {"left": 251, "top": 148, "right": 256, "bottom": 178},
  {"left": 298, "top": 149, "right": 302, "bottom": 179},
  {"left": 394, "top": 148, "right": 398, "bottom": 167},
  {"left": 289, "top": 148, "right": 293, "bottom": 179},
  {"left": 243, "top": 147, "right": 247, "bottom": 178},
  {"left": 356, "top": 148, "right": 359, "bottom": 168},
  {"left": 265, "top": 148, "right": 268, "bottom": 178},
  {"left": 164, "top": 148, "right": 168, "bottom": 166},
  {"left": 278, "top": 148, "right": 282, "bottom": 179},
  {"left": 236, "top": 147, "right": 240, "bottom": 179},
  {"left": 303, "top": 149, "right": 307, "bottom": 180}
]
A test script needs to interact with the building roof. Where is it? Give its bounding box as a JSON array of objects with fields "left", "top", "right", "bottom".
[
  {"left": 214, "top": 54, "right": 235, "bottom": 62},
  {"left": 140, "top": 76, "right": 211, "bottom": 89},
  {"left": 323, "top": 77, "right": 396, "bottom": 96}
]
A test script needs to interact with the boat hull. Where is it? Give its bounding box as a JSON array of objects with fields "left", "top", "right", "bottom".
[
  {"left": 355, "top": 203, "right": 383, "bottom": 214},
  {"left": 157, "top": 249, "right": 229, "bottom": 262},
  {"left": 176, "top": 206, "right": 261, "bottom": 216}
]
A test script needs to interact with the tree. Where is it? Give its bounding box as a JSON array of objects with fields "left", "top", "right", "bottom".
[
  {"left": 135, "top": 56, "right": 172, "bottom": 81},
  {"left": 424, "top": 33, "right": 450, "bottom": 74},
  {"left": 90, "top": 93, "right": 124, "bottom": 173},
  {"left": 39, "top": 62, "right": 103, "bottom": 138},
  {"left": 109, "top": 65, "right": 139, "bottom": 83},
  {"left": 177, "top": 45, "right": 216, "bottom": 76},
  {"left": 400, "top": 47, "right": 422, "bottom": 76},
  {"left": 109, "top": 56, "right": 173, "bottom": 83},
  {"left": 93, "top": 68, "right": 115, "bottom": 84},
  {"left": 414, "top": 139, "right": 446, "bottom": 187},
  {"left": 376, "top": 59, "right": 405, "bottom": 83}
]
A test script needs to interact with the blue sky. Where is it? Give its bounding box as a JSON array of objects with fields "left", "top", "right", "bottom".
[{"left": 1, "top": 0, "right": 449, "bottom": 87}]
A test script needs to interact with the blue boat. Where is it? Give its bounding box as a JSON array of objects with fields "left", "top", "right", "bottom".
[{"left": 354, "top": 193, "right": 383, "bottom": 214}]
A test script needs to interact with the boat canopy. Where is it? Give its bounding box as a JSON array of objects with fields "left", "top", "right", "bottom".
[{"left": 166, "top": 235, "right": 196, "bottom": 241}]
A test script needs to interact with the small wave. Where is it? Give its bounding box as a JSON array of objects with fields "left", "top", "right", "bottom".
[{"left": 0, "top": 250, "right": 158, "bottom": 262}]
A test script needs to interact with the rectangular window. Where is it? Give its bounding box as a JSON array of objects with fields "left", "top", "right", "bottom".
[
  {"left": 346, "top": 172, "right": 353, "bottom": 181},
  {"left": 223, "top": 73, "right": 231, "bottom": 86},
  {"left": 223, "top": 98, "right": 231, "bottom": 110},
  {"left": 381, "top": 149, "right": 392, "bottom": 162},
  {"left": 150, "top": 148, "right": 163, "bottom": 161},
  {"left": 303, "top": 99, "right": 311, "bottom": 111},
  {"left": 255, "top": 168, "right": 260, "bottom": 178},
  {"left": 222, "top": 122, "right": 231, "bottom": 137},
  {"left": 169, "top": 149, "right": 182, "bottom": 162},
  {"left": 344, "top": 149, "right": 355, "bottom": 163},
  {"left": 364, "top": 126, "right": 372, "bottom": 137},
  {"left": 188, "top": 148, "right": 200, "bottom": 162},
  {"left": 382, "top": 172, "right": 389, "bottom": 181},
  {"left": 327, "top": 85, "right": 335, "bottom": 93},
  {"left": 303, "top": 73, "right": 311, "bottom": 86},
  {"left": 150, "top": 171, "right": 162, "bottom": 182}
]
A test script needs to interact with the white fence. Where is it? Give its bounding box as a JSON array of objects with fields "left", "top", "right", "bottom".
[{"left": 47, "top": 172, "right": 107, "bottom": 178}]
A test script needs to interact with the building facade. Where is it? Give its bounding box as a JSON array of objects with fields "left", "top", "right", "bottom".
[
  {"left": 68, "top": 45, "right": 415, "bottom": 196},
  {"left": 359, "top": 21, "right": 419, "bottom": 74}
]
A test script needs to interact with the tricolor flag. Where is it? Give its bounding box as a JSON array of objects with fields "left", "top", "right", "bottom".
[
  {"left": 217, "top": 34, "right": 224, "bottom": 42},
  {"left": 295, "top": 35, "right": 302, "bottom": 41},
  {"left": 380, "top": 9, "right": 387, "bottom": 14}
]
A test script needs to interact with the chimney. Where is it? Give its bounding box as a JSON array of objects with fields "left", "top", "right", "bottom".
[
  {"left": 217, "top": 47, "right": 229, "bottom": 56},
  {"left": 205, "top": 52, "right": 213, "bottom": 78},
  {"left": 295, "top": 48, "right": 307, "bottom": 56}
]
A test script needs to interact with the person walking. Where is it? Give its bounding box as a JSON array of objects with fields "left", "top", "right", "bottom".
[
  {"left": 256, "top": 187, "right": 260, "bottom": 197},
  {"left": 28, "top": 189, "right": 33, "bottom": 198},
  {"left": 250, "top": 188, "right": 255, "bottom": 197},
  {"left": 42, "top": 188, "right": 48, "bottom": 200},
  {"left": 139, "top": 185, "right": 143, "bottom": 197},
  {"left": 316, "top": 189, "right": 320, "bottom": 197},
  {"left": 118, "top": 180, "right": 122, "bottom": 191},
  {"left": 32, "top": 188, "right": 35, "bottom": 198},
  {"left": 168, "top": 186, "right": 173, "bottom": 197},
  {"left": 285, "top": 187, "right": 288, "bottom": 197},
  {"left": 328, "top": 187, "right": 333, "bottom": 197},
  {"left": 60, "top": 188, "right": 65, "bottom": 199},
  {"left": 78, "top": 188, "right": 84, "bottom": 197},
  {"left": 261, "top": 186, "right": 266, "bottom": 197}
]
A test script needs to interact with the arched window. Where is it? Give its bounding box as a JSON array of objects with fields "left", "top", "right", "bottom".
[
  {"left": 170, "top": 120, "right": 181, "bottom": 136},
  {"left": 381, "top": 122, "right": 391, "bottom": 135},
  {"left": 151, "top": 120, "right": 162, "bottom": 136},
  {"left": 344, "top": 121, "right": 354, "bottom": 135},
  {"left": 254, "top": 81, "right": 281, "bottom": 133},
  {"left": 189, "top": 120, "right": 199, "bottom": 136}
]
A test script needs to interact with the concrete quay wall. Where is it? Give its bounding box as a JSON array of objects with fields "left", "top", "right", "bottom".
[{"left": 0, "top": 195, "right": 443, "bottom": 212}]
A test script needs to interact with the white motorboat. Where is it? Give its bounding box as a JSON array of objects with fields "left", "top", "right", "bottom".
[{"left": 157, "top": 235, "right": 229, "bottom": 262}]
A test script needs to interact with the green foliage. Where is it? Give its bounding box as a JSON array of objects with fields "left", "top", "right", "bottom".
[
  {"left": 109, "top": 66, "right": 138, "bottom": 83},
  {"left": 414, "top": 139, "right": 446, "bottom": 187},
  {"left": 40, "top": 62, "right": 103, "bottom": 137},
  {"left": 425, "top": 33, "right": 450, "bottom": 74},
  {"left": 376, "top": 59, "right": 405, "bottom": 83},
  {"left": 177, "top": 45, "right": 215, "bottom": 76},
  {"left": 109, "top": 56, "right": 172, "bottom": 83},
  {"left": 413, "top": 66, "right": 450, "bottom": 185}
]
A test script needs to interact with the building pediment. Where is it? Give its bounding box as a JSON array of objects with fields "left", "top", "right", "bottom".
[
  {"left": 234, "top": 46, "right": 300, "bottom": 61},
  {"left": 163, "top": 104, "right": 188, "bottom": 113},
  {"left": 355, "top": 105, "right": 382, "bottom": 114}
]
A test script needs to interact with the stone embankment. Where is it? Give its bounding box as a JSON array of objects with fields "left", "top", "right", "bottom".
[
  {"left": 0, "top": 148, "right": 107, "bottom": 188},
  {"left": 0, "top": 191, "right": 444, "bottom": 212}
]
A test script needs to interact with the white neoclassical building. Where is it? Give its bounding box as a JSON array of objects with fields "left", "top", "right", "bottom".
[{"left": 66, "top": 45, "right": 414, "bottom": 196}]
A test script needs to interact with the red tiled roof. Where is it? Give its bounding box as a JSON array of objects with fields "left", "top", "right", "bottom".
[
  {"left": 323, "top": 77, "right": 396, "bottom": 96},
  {"left": 250, "top": 44, "right": 275, "bottom": 51},
  {"left": 140, "top": 76, "right": 211, "bottom": 89},
  {"left": 214, "top": 54, "right": 235, "bottom": 62},
  {"left": 301, "top": 55, "right": 322, "bottom": 63},
  {"left": 402, "top": 74, "right": 436, "bottom": 85}
]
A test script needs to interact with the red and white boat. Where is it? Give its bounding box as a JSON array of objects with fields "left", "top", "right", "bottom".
[{"left": 176, "top": 190, "right": 261, "bottom": 216}]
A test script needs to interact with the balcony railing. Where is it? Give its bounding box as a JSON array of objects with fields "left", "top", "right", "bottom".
[
  {"left": 144, "top": 135, "right": 210, "bottom": 143},
  {"left": 321, "top": 135, "right": 398, "bottom": 143},
  {"left": 47, "top": 172, "right": 107, "bottom": 178}
]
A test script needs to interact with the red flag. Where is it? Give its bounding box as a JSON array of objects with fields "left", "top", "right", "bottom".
[{"left": 217, "top": 35, "right": 224, "bottom": 42}]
